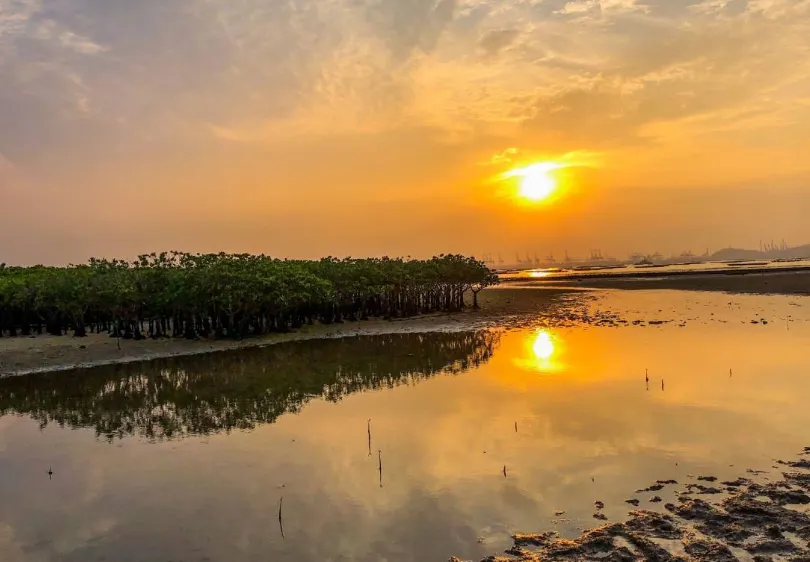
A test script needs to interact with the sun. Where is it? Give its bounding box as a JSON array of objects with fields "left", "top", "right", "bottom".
[
  {"left": 520, "top": 171, "right": 556, "bottom": 201},
  {"left": 503, "top": 162, "right": 562, "bottom": 202}
]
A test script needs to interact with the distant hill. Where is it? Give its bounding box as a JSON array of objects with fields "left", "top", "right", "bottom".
[
  {"left": 711, "top": 248, "right": 763, "bottom": 261},
  {"left": 711, "top": 244, "right": 810, "bottom": 261}
]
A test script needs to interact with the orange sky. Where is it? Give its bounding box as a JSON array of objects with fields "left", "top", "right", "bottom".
[{"left": 1, "top": 0, "right": 809, "bottom": 264}]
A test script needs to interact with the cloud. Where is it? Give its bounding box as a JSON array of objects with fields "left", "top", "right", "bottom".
[
  {"left": 1, "top": 0, "right": 810, "bottom": 261},
  {"left": 0, "top": 152, "right": 12, "bottom": 170},
  {"left": 746, "top": 0, "right": 810, "bottom": 18},
  {"left": 511, "top": 0, "right": 810, "bottom": 152},
  {"left": 31, "top": 19, "right": 107, "bottom": 54},
  {"left": 367, "top": 0, "right": 458, "bottom": 60},
  {"left": 486, "top": 147, "right": 520, "bottom": 165},
  {"left": 478, "top": 28, "right": 520, "bottom": 56},
  {"left": 555, "top": 0, "right": 648, "bottom": 16}
]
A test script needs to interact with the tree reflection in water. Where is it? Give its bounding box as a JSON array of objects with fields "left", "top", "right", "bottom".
[{"left": 0, "top": 331, "right": 499, "bottom": 441}]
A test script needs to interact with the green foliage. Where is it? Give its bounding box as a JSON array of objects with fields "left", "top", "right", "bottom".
[{"left": 0, "top": 252, "right": 498, "bottom": 339}]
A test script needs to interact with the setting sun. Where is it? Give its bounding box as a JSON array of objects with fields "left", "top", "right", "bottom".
[{"left": 503, "top": 162, "right": 563, "bottom": 202}]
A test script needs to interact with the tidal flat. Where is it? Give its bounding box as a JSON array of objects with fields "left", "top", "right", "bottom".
[{"left": 2, "top": 287, "right": 810, "bottom": 561}]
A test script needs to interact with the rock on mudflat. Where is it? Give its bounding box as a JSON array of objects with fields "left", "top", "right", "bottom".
[{"left": 462, "top": 447, "right": 810, "bottom": 561}]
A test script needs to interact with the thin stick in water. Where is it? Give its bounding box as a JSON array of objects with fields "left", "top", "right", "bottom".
[
  {"left": 378, "top": 449, "right": 383, "bottom": 488},
  {"left": 367, "top": 418, "right": 372, "bottom": 457},
  {"left": 278, "top": 497, "right": 284, "bottom": 539}
]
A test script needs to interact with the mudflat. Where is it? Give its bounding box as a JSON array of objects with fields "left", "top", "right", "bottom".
[
  {"left": 514, "top": 268, "right": 810, "bottom": 295},
  {"left": 3, "top": 268, "right": 808, "bottom": 376},
  {"left": 458, "top": 447, "right": 810, "bottom": 562},
  {"left": 0, "top": 288, "right": 578, "bottom": 376},
  {"left": 4, "top": 270, "right": 808, "bottom": 377},
  {"left": 3, "top": 286, "right": 810, "bottom": 562}
]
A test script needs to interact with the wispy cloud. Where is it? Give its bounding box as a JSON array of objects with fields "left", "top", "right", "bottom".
[
  {"left": 485, "top": 147, "right": 520, "bottom": 165},
  {"left": 0, "top": 151, "right": 13, "bottom": 172}
]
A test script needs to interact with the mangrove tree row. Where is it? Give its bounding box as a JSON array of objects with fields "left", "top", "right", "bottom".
[{"left": 0, "top": 252, "right": 498, "bottom": 339}]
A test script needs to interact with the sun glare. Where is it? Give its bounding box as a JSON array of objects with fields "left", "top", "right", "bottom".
[
  {"left": 511, "top": 329, "right": 565, "bottom": 374},
  {"left": 532, "top": 330, "right": 555, "bottom": 361},
  {"left": 503, "top": 162, "right": 563, "bottom": 203}
]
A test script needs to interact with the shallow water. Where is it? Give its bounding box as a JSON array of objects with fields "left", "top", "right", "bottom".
[{"left": 2, "top": 289, "right": 810, "bottom": 562}]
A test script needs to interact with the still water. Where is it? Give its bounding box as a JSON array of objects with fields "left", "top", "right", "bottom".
[{"left": 2, "top": 289, "right": 810, "bottom": 562}]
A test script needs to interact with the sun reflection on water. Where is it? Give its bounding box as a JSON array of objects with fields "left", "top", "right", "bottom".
[
  {"left": 521, "top": 268, "right": 560, "bottom": 279},
  {"left": 513, "top": 329, "right": 564, "bottom": 373},
  {"left": 533, "top": 331, "right": 555, "bottom": 360}
]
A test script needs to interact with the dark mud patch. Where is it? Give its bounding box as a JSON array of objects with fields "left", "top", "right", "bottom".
[
  {"left": 684, "top": 483, "right": 724, "bottom": 495},
  {"left": 721, "top": 478, "right": 752, "bottom": 488},
  {"left": 779, "top": 459, "right": 810, "bottom": 470},
  {"left": 458, "top": 448, "right": 810, "bottom": 561}
]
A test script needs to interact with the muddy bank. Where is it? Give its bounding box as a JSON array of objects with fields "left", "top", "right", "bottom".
[
  {"left": 514, "top": 269, "right": 810, "bottom": 296},
  {"left": 457, "top": 449, "right": 810, "bottom": 562},
  {"left": 0, "top": 288, "right": 583, "bottom": 377}
]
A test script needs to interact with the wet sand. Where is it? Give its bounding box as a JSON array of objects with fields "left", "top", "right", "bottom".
[
  {"left": 0, "top": 288, "right": 580, "bottom": 377},
  {"left": 511, "top": 268, "right": 810, "bottom": 296},
  {"left": 456, "top": 448, "right": 810, "bottom": 562}
]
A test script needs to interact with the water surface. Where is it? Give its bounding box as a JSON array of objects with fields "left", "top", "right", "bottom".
[{"left": 2, "top": 289, "right": 810, "bottom": 562}]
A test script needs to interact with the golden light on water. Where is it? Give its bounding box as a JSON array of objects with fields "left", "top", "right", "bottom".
[{"left": 512, "top": 329, "right": 563, "bottom": 373}]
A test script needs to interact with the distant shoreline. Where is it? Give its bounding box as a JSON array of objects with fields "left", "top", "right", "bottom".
[
  {"left": 502, "top": 265, "right": 810, "bottom": 295},
  {"left": 500, "top": 263, "right": 810, "bottom": 282}
]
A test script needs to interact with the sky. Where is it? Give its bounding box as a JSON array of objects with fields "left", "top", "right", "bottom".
[{"left": 1, "top": 0, "right": 810, "bottom": 265}]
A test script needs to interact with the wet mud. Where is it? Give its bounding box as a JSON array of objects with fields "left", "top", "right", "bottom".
[
  {"left": 511, "top": 268, "right": 810, "bottom": 296},
  {"left": 454, "top": 448, "right": 810, "bottom": 562},
  {"left": 0, "top": 288, "right": 586, "bottom": 377}
]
